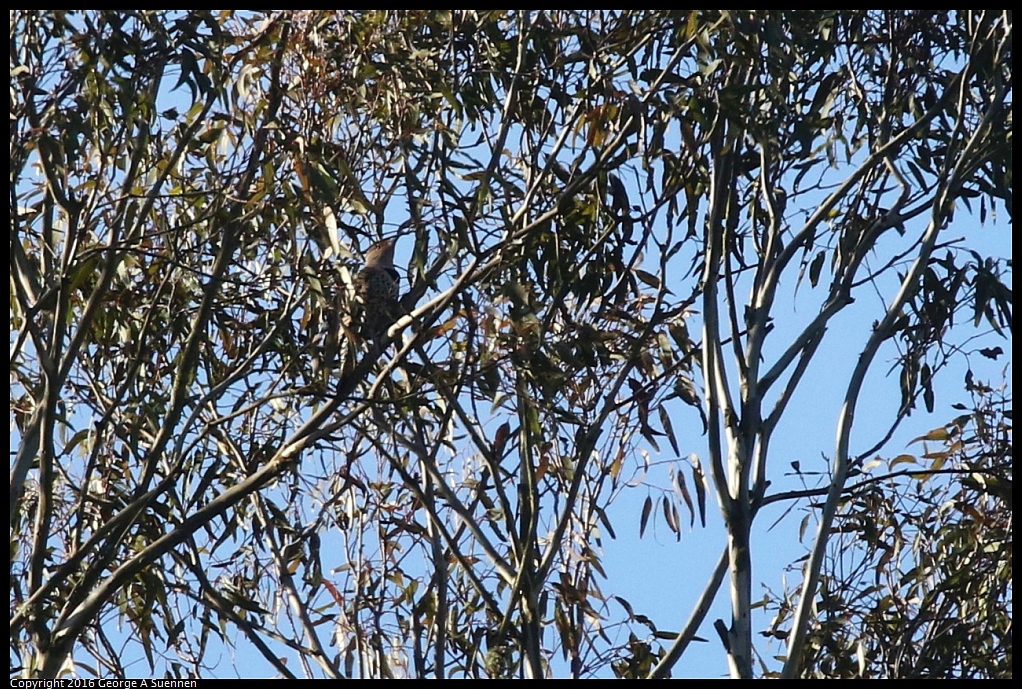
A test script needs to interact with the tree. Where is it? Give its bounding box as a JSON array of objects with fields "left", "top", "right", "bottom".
[
  {"left": 766, "top": 383, "right": 1011, "bottom": 678},
  {"left": 10, "top": 10, "right": 1011, "bottom": 679}
]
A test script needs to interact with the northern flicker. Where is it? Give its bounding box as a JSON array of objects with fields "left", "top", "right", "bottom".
[
  {"left": 335, "top": 237, "right": 400, "bottom": 376},
  {"left": 312, "top": 238, "right": 400, "bottom": 381},
  {"left": 345, "top": 237, "right": 400, "bottom": 341}
]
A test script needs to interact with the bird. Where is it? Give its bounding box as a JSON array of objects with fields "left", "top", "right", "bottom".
[
  {"left": 345, "top": 237, "right": 400, "bottom": 341},
  {"left": 331, "top": 237, "right": 401, "bottom": 377},
  {"left": 310, "top": 238, "right": 400, "bottom": 383}
]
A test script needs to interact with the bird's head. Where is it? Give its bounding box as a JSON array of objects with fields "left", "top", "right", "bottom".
[{"left": 364, "top": 237, "right": 397, "bottom": 269}]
